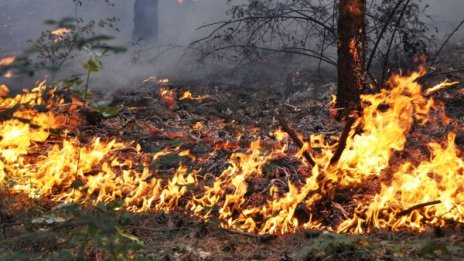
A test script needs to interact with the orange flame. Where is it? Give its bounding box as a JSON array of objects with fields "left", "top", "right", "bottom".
[
  {"left": 179, "top": 90, "right": 208, "bottom": 101},
  {"left": 1, "top": 68, "right": 463, "bottom": 235}
]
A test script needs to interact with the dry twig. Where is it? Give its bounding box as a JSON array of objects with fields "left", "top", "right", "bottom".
[{"left": 275, "top": 111, "right": 315, "bottom": 166}]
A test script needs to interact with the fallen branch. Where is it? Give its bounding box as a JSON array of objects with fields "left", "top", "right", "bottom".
[
  {"left": 275, "top": 111, "right": 315, "bottom": 166},
  {"left": 429, "top": 17, "right": 464, "bottom": 69},
  {"left": 397, "top": 200, "right": 442, "bottom": 217},
  {"left": 330, "top": 116, "right": 357, "bottom": 165},
  {"left": 424, "top": 80, "right": 460, "bottom": 97}
]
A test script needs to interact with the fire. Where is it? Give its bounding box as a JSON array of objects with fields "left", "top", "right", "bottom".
[
  {"left": 338, "top": 132, "right": 464, "bottom": 233},
  {"left": 0, "top": 68, "right": 463, "bottom": 235},
  {"left": 425, "top": 79, "right": 459, "bottom": 96},
  {"left": 51, "top": 28, "right": 71, "bottom": 36},
  {"left": 0, "top": 84, "right": 9, "bottom": 96},
  {"left": 0, "top": 56, "right": 16, "bottom": 66},
  {"left": 158, "top": 78, "right": 169, "bottom": 84},
  {"left": 4, "top": 71, "right": 13, "bottom": 78},
  {"left": 179, "top": 90, "right": 208, "bottom": 101},
  {"left": 159, "top": 87, "right": 176, "bottom": 109}
]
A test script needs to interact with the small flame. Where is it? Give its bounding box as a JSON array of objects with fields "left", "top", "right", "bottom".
[
  {"left": 51, "top": 28, "right": 71, "bottom": 36},
  {"left": 179, "top": 90, "right": 208, "bottom": 101},
  {"left": 0, "top": 56, "right": 16, "bottom": 66},
  {"left": 4, "top": 71, "right": 13, "bottom": 78},
  {"left": 0, "top": 84, "right": 9, "bottom": 96},
  {"left": 159, "top": 88, "right": 176, "bottom": 109},
  {"left": 51, "top": 28, "right": 72, "bottom": 43}
]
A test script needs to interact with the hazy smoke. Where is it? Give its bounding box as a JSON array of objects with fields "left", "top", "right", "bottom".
[{"left": 0, "top": 0, "right": 462, "bottom": 91}]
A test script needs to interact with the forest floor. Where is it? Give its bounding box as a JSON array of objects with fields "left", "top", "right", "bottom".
[{"left": 2, "top": 67, "right": 464, "bottom": 260}]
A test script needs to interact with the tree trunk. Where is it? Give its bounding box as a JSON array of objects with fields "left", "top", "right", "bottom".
[
  {"left": 133, "top": 0, "right": 158, "bottom": 45},
  {"left": 336, "top": 0, "right": 366, "bottom": 118}
]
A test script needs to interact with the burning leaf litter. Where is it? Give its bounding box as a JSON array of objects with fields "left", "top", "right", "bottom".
[{"left": 0, "top": 68, "right": 463, "bottom": 235}]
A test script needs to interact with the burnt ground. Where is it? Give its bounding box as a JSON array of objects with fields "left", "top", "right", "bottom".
[{"left": 2, "top": 66, "right": 464, "bottom": 260}]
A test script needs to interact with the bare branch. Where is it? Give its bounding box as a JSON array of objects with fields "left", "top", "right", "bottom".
[
  {"left": 380, "top": 0, "right": 412, "bottom": 85},
  {"left": 275, "top": 111, "right": 315, "bottom": 167},
  {"left": 366, "top": 0, "right": 405, "bottom": 72},
  {"left": 429, "top": 17, "right": 464, "bottom": 69}
]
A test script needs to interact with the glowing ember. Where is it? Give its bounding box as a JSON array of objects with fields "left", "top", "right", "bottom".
[
  {"left": 159, "top": 87, "right": 176, "bottom": 109},
  {"left": 0, "top": 69, "right": 463, "bottom": 235}
]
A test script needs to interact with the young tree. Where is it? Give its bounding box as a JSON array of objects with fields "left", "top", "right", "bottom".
[{"left": 133, "top": 0, "right": 159, "bottom": 46}]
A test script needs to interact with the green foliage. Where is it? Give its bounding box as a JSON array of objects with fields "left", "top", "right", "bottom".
[
  {"left": 295, "top": 233, "right": 374, "bottom": 261},
  {"left": 82, "top": 57, "right": 103, "bottom": 73},
  {"left": 91, "top": 102, "right": 119, "bottom": 118},
  {"left": 415, "top": 238, "right": 461, "bottom": 260},
  {"left": 0, "top": 202, "right": 144, "bottom": 260},
  {"left": 0, "top": 7, "right": 125, "bottom": 82}
]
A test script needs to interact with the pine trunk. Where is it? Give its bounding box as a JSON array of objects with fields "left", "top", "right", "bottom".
[{"left": 336, "top": 0, "right": 366, "bottom": 118}]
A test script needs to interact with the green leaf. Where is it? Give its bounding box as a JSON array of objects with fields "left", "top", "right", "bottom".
[
  {"left": 118, "top": 212, "right": 133, "bottom": 226},
  {"left": 96, "top": 202, "right": 108, "bottom": 212},
  {"left": 91, "top": 103, "right": 119, "bottom": 117},
  {"left": 419, "top": 239, "right": 450, "bottom": 256},
  {"left": 63, "top": 77, "right": 83, "bottom": 87},
  {"left": 106, "top": 199, "right": 123, "bottom": 211},
  {"left": 72, "top": 90, "right": 94, "bottom": 99},
  {"left": 82, "top": 58, "right": 103, "bottom": 72},
  {"left": 116, "top": 227, "right": 144, "bottom": 245},
  {"left": 92, "top": 45, "right": 127, "bottom": 54}
]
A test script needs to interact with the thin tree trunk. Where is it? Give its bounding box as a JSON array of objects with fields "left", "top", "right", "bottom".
[
  {"left": 133, "top": 0, "right": 158, "bottom": 45},
  {"left": 336, "top": 0, "right": 367, "bottom": 118}
]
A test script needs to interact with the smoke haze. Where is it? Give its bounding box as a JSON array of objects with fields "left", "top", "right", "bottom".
[{"left": 0, "top": 0, "right": 463, "bottom": 91}]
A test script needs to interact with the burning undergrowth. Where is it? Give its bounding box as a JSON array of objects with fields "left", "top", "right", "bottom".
[{"left": 0, "top": 68, "right": 463, "bottom": 237}]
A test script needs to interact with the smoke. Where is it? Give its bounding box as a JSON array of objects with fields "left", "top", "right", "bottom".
[
  {"left": 422, "top": 0, "right": 464, "bottom": 39},
  {"left": 0, "top": 0, "right": 228, "bottom": 91},
  {"left": 0, "top": 0, "right": 463, "bottom": 92}
]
